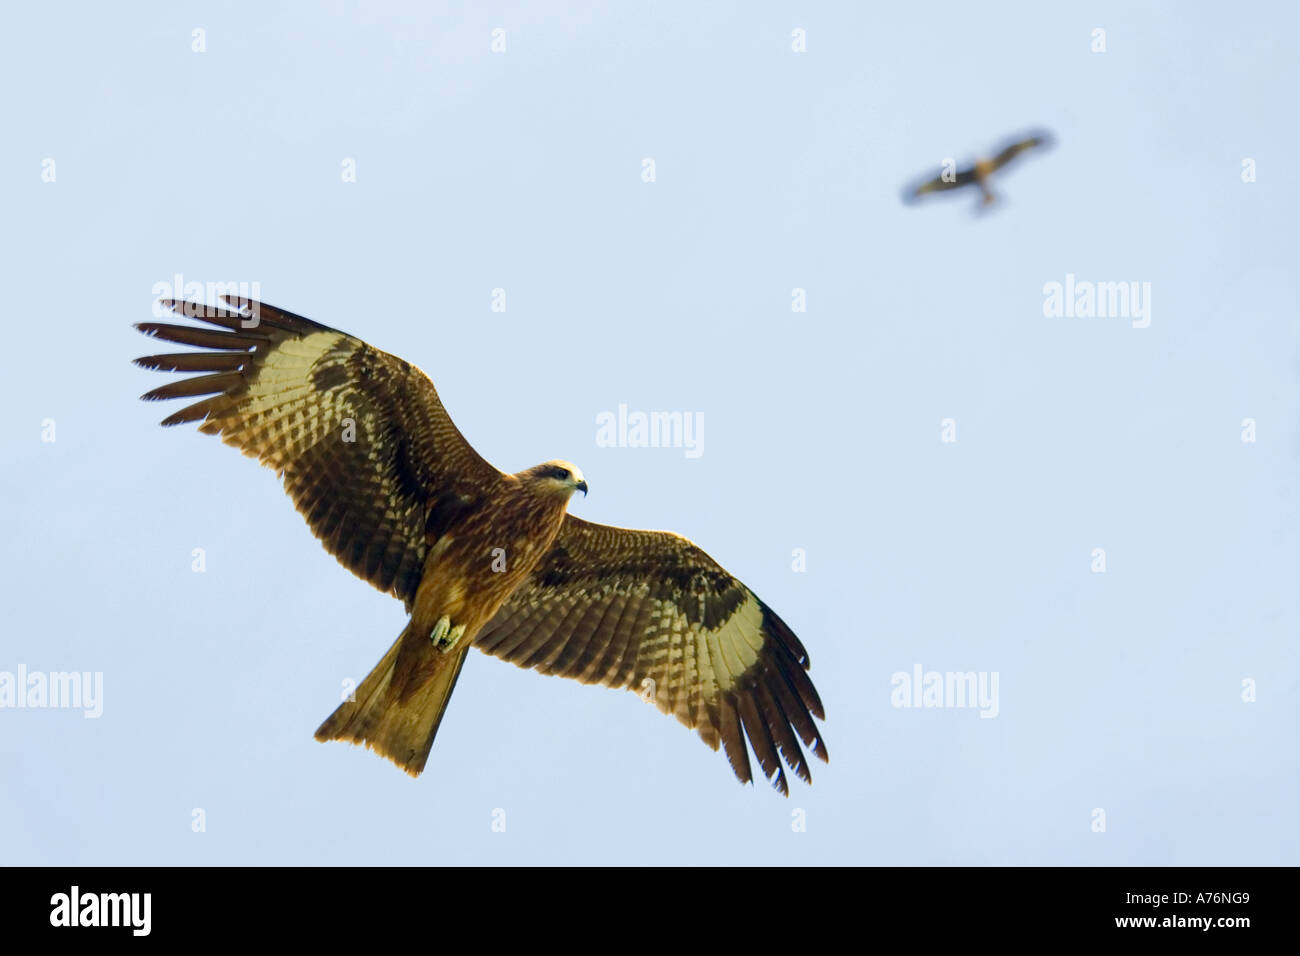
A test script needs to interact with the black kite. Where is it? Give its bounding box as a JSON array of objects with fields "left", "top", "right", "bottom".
[
  {"left": 135, "top": 297, "right": 827, "bottom": 794},
  {"left": 903, "top": 129, "right": 1056, "bottom": 208}
]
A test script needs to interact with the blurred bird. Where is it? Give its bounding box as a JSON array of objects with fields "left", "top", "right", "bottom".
[{"left": 903, "top": 129, "right": 1055, "bottom": 209}]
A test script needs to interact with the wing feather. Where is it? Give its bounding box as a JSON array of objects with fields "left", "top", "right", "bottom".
[
  {"left": 475, "top": 515, "right": 828, "bottom": 792},
  {"left": 737, "top": 692, "right": 787, "bottom": 796},
  {"left": 988, "top": 131, "right": 1055, "bottom": 172},
  {"left": 903, "top": 167, "right": 976, "bottom": 203},
  {"left": 134, "top": 296, "right": 502, "bottom": 608},
  {"left": 718, "top": 694, "right": 752, "bottom": 785}
]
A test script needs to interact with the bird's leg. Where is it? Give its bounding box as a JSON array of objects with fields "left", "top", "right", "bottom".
[
  {"left": 428, "top": 615, "right": 467, "bottom": 652},
  {"left": 441, "top": 624, "right": 467, "bottom": 651},
  {"left": 429, "top": 615, "right": 450, "bottom": 645}
]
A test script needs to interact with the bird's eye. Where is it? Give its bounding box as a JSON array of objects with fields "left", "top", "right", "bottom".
[{"left": 554, "top": 468, "right": 569, "bottom": 480}]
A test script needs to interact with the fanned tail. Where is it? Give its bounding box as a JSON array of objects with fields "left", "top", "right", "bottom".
[{"left": 314, "top": 622, "right": 471, "bottom": 776}]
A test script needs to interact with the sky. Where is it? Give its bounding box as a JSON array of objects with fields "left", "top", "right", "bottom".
[{"left": 1, "top": 1, "right": 1296, "bottom": 866}]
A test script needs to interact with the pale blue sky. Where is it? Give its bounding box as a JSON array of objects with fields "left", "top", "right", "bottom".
[{"left": 1, "top": 1, "right": 1296, "bottom": 865}]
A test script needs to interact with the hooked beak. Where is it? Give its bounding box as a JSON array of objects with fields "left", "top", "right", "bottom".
[{"left": 576, "top": 479, "right": 588, "bottom": 497}]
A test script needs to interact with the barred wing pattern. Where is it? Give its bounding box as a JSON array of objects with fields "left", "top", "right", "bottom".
[
  {"left": 135, "top": 296, "right": 501, "bottom": 608},
  {"left": 476, "top": 516, "right": 828, "bottom": 794}
]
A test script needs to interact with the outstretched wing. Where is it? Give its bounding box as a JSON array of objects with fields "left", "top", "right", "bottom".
[
  {"left": 135, "top": 296, "right": 501, "bottom": 608},
  {"left": 902, "top": 166, "right": 975, "bottom": 203},
  {"left": 475, "top": 515, "right": 828, "bottom": 794},
  {"left": 987, "top": 130, "right": 1055, "bottom": 173}
]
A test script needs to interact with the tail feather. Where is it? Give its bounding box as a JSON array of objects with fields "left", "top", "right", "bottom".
[{"left": 315, "top": 622, "right": 471, "bottom": 776}]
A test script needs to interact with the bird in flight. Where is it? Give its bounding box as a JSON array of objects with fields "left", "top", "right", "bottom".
[
  {"left": 902, "top": 129, "right": 1055, "bottom": 208},
  {"left": 135, "top": 296, "right": 827, "bottom": 793}
]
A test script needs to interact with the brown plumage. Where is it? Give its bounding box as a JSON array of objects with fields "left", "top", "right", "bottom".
[
  {"left": 903, "top": 129, "right": 1055, "bottom": 208},
  {"left": 135, "top": 296, "right": 827, "bottom": 793}
]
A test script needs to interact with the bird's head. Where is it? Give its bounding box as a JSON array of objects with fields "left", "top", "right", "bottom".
[{"left": 518, "top": 459, "right": 588, "bottom": 501}]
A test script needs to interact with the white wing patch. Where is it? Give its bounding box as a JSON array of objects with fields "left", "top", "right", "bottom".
[
  {"left": 204, "top": 331, "right": 352, "bottom": 466},
  {"left": 645, "top": 591, "right": 763, "bottom": 702}
]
